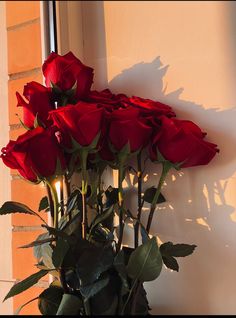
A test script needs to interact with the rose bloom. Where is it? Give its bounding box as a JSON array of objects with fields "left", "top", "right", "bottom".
[
  {"left": 107, "top": 107, "right": 152, "bottom": 154},
  {"left": 149, "top": 116, "right": 219, "bottom": 167},
  {"left": 42, "top": 51, "right": 94, "bottom": 99},
  {"left": 128, "top": 96, "right": 176, "bottom": 118},
  {"left": 1, "top": 127, "right": 66, "bottom": 182},
  {"left": 48, "top": 101, "right": 105, "bottom": 150},
  {"left": 88, "top": 89, "right": 129, "bottom": 112},
  {"left": 16, "top": 81, "right": 53, "bottom": 128}
]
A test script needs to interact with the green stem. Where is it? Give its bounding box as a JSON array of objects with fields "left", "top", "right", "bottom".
[
  {"left": 81, "top": 150, "right": 88, "bottom": 240},
  {"left": 46, "top": 184, "right": 54, "bottom": 221},
  {"left": 116, "top": 164, "right": 125, "bottom": 253},
  {"left": 81, "top": 180, "right": 87, "bottom": 240},
  {"left": 64, "top": 174, "right": 71, "bottom": 220},
  {"left": 146, "top": 162, "right": 170, "bottom": 233},
  {"left": 134, "top": 151, "right": 142, "bottom": 248},
  {"left": 60, "top": 175, "right": 64, "bottom": 217},
  {"left": 98, "top": 172, "right": 103, "bottom": 214},
  {"left": 84, "top": 298, "right": 91, "bottom": 315},
  {"left": 47, "top": 181, "right": 59, "bottom": 230}
]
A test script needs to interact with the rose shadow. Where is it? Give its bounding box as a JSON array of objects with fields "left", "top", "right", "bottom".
[{"left": 98, "top": 56, "right": 236, "bottom": 315}]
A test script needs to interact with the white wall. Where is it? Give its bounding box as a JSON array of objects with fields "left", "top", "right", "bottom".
[
  {"left": 0, "top": 1, "right": 13, "bottom": 315},
  {"left": 60, "top": 1, "right": 236, "bottom": 314}
]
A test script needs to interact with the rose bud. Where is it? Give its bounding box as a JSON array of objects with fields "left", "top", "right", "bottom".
[
  {"left": 108, "top": 107, "right": 152, "bottom": 155},
  {"left": 42, "top": 51, "right": 94, "bottom": 100},
  {"left": 150, "top": 116, "right": 219, "bottom": 168},
  {"left": 16, "top": 81, "right": 53, "bottom": 128},
  {"left": 48, "top": 101, "right": 105, "bottom": 151},
  {"left": 1, "top": 127, "right": 66, "bottom": 182}
]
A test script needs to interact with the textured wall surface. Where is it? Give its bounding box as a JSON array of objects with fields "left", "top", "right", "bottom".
[{"left": 5, "top": 1, "right": 48, "bottom": 315}]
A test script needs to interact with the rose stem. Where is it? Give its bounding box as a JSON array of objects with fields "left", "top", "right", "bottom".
[
  {"left": 60, "top": 176, "right": 64, "bottom": 217},
  {"left": 98, "top": 171, "right": 103, "bottom": 214},
  {"left": 81, "top": 150, "right": 88, "bottom": 240},
  {"left": 146, "top": 162, "right": 170, "bottom": 233},
  {"left": 80, "top": 151, "right": 91, "bottom": 315},
  {"left": 48, "top": 182, "right": 59, "bottom": 230},
  {"left": 116, "top": 164, "right": 125, "bottom": 253},
  {"left": 64, "top": 175, "right": 71, "bottom": 220},
  {"left": 46, "top": 184, "right": 54, "bottom": 223},
  {"left": 134, "top": 151, "right": 142, "bottom": 248}
]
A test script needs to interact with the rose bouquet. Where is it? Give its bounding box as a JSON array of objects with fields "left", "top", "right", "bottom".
[{"left": 0, "top": 52, "right": 219, "bottom": 315}]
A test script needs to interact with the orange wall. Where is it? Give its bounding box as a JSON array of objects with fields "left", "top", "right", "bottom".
[{"left": 6, "top": 1, "right": 48, "bottom": 315}]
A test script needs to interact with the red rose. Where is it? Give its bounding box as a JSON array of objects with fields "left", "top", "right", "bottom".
[
  {"left": 108, "top": 107, "right": 152, "bottom": 153},
  {"left": 42, "top": 52, "right": 94, "bottom": 99},
  {"left": 128, "top": 96, "right": 176, "bottom": 118},
  {"left": 16, "top": 81, "right": 53, "bottom": 128},
  {"left": 1, "top": 127, "right": 66, "bottom": 182},
  {"left": 150, "top": 116, "right": 219, "bottom": 167},
  {"left": 48, "top": 101, "right": 105, "bottom": 149},
  {"left": 88, "top": 89, "right": 129, "bottom": 111}
]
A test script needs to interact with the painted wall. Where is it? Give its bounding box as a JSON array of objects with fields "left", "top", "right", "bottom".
[{"left": 81, "top": 1, "right": 236, "bottom": 314}]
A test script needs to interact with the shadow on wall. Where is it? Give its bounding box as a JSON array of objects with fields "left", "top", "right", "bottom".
[{"left": 106, "top": 57, "right": 236, "bottom": 314}]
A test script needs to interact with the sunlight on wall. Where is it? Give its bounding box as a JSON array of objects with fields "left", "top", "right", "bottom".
[{"left": 81, "top": 0, "right": 236, "bottom": 315}]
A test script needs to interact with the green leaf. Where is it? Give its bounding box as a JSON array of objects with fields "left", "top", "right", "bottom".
[
  {"left": 56, "top": 293, "right": 82, "bottom": 315},
  {"left": 65, "top": 189, "right": 82, "bottom": 216},
  {"left": 126, "top": 237, "right": 163, "bottom": 282},
  {"left": 38, "top": 286, "right": 64, "bottom": 315},
  {"left": 114, "top": 251, "right": 130, "bottom": 296},
  {"left": 80, "top": 277, "right": 109, "bottom": 300},
  {"left": 162, "top": 255, "right": 179, "bottom": 272},
  {"left": 16, "top": 113, "right": 31, "bottom": 131},
  {"left": 143, "top": 187, "right": 166, "bottom": 204},
  {"left": 104, "top": 186, "right": 119, "bottom": 208},
  {"left": 160, "top": 242, "right": 197, "bottom": 257},
  {"left": 50, "top": 81, "right": 62, "bottom": 94},
  {"left": 92, "top": 224, "right": 114, "bottom": 242},
  {"left": 0, "top": 201, "right": 46, "bottom": 224},
  {"left": 93, "top": 294, "right": 118, "bottom": 315},
  {"left": 34, "top": 113, "right": 39, "bottom": 128},
  {"left": 14, "top": 297, "right": 38, "bottom": 315},
  {"left": 89, "top": 205, "right": 114, "bottom": 238},
  {"left": 41, "top": 244, "right": 54, "bottom": 269},
  {"left": 0, "top": 201, "right": 36, "bottom": 216},
  {"left": 42, "top": 225, "right": 72, "bottom": 241},
  {"left": 4, "top": 270, "right": 49, "bottom": 301},
  {"left": 33, "top": 233, "right": 50, "bottom": 260},
  {"left": 52, "top": 238, "right": 70, "bottom": 268},
  {"left": 32, "top": 233, "right": 55, "bottom": 270},
  {"left": 76, "top": 246, "right": 114, "bottom": 286},
  {"left": 90, "top": 274, "right": 119, "bottom": 315},
  {"left": 133, "top": 284, "right": 150, "bottom": 315},
  {"left": 38, "top": 196, "right": 49, "bottom": 212},
  {"left": 20, "top": 236, "right": 54, "bottom": 249}
]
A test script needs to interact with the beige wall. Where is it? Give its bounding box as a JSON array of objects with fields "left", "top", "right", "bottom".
[{"left": 59, "top": 1, "right": 236, "bottom": 314}]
